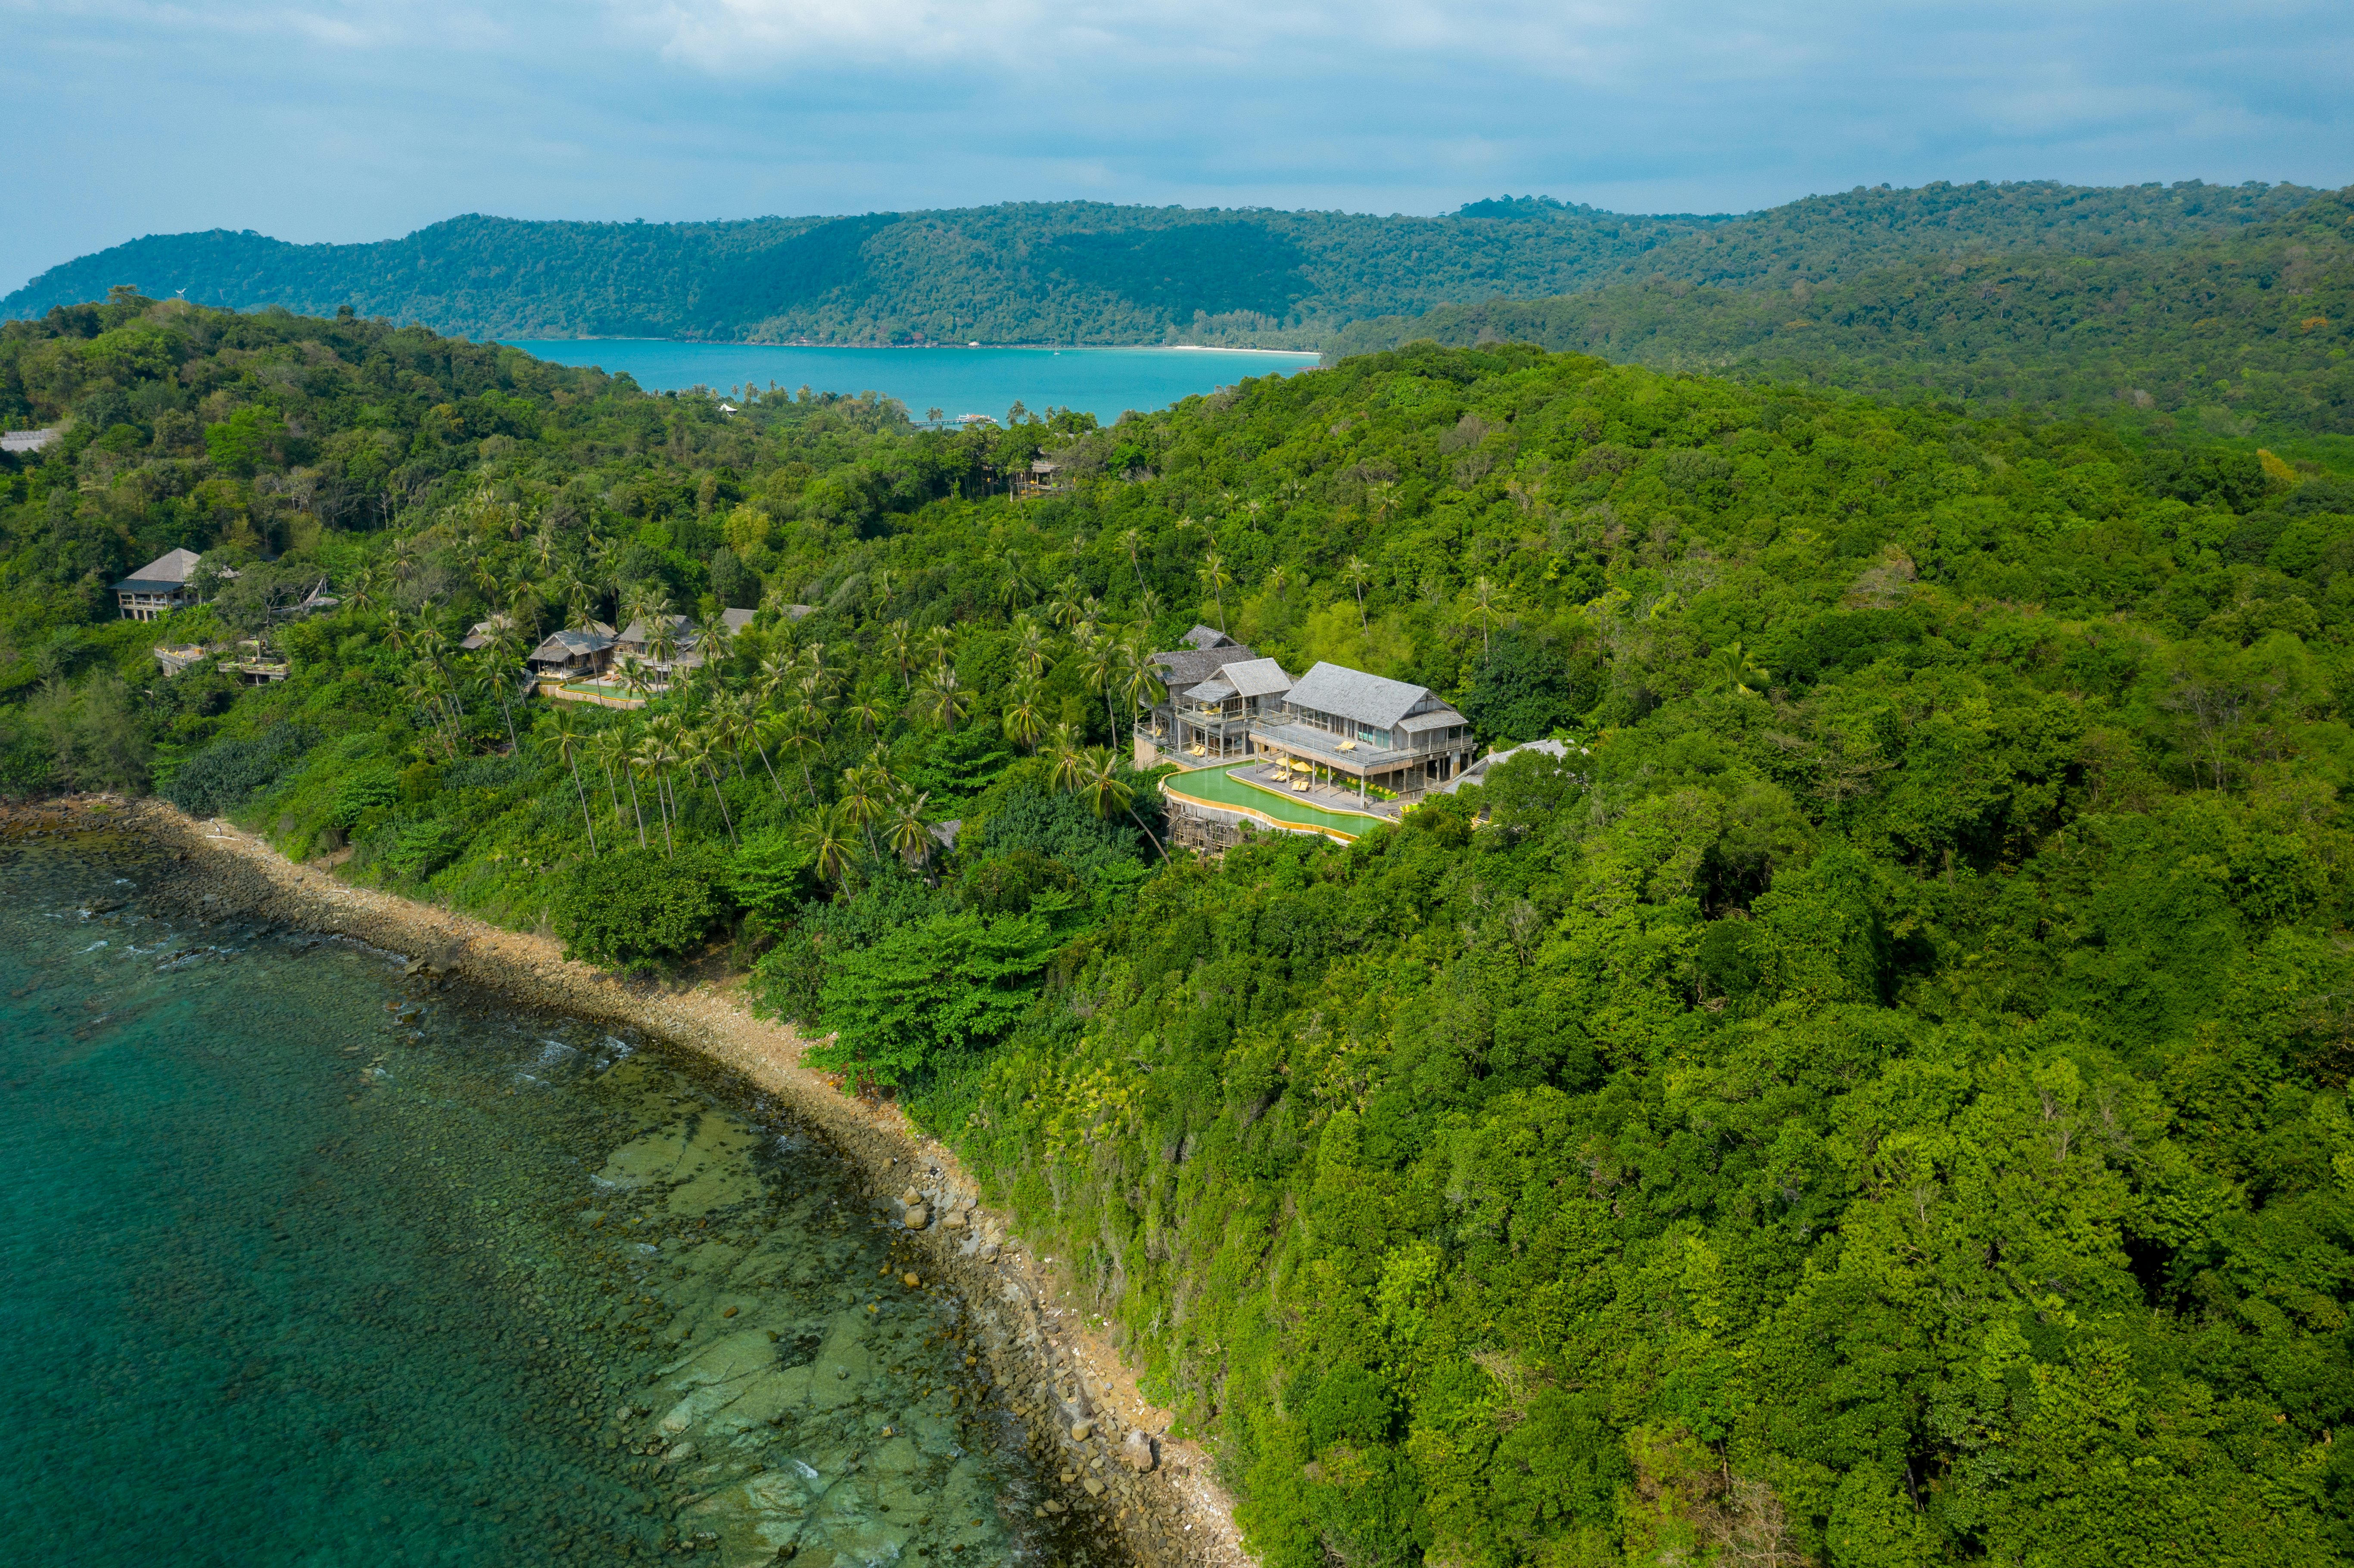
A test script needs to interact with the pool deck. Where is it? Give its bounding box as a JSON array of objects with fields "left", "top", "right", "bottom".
[{"left": 1160, "top": 762, "right": 1398, "bottom": 843}]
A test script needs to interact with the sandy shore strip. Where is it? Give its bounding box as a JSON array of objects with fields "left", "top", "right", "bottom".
[{"left": 12, "top": 793, "right": 1251, "bottom": 1568}]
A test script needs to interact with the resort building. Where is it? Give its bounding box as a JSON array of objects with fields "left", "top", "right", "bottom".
[
  {"left": 1168, "top": 656, "right": 1296, "bottom": 761},
  {"left": 1155, "top": 656, "right": 1484, "bottom": 849},
  {"left": 527, "top": 623, "right": 617, "bottom": 680},
  {"left": 1252, "top": 662, "right": 1478, "bottom": 800},
  {"left": 1142, "top": 627, "right": 1265, "bottom": 758},
  {"left": 111, "top": 548, "right": 205, "bottom": 620}
]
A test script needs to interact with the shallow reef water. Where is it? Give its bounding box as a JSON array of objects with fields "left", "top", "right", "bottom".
[{"left": 0, "top": 834, "right": 1103, "bottom": 1567}]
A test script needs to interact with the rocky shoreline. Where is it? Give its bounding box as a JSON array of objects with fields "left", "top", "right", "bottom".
[{"left": 6, "top": 793, "right": 1249, "bottom": 1568}]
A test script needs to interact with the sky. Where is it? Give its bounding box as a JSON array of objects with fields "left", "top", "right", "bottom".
[{"left": 2, "top": 0, "right": 2350, "bottom": 293}]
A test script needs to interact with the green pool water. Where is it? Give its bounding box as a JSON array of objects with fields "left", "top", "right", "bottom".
[
  {"left": 0, "top": 832, "right": 1099, "bottom": 1566},
  {"left": 1159, "top": 762, "right": 1391, "bottom": 840}
]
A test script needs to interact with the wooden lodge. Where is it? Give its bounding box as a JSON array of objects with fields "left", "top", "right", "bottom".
[{"left": 111, "top": 547, "right": 203, "bottom": 621}]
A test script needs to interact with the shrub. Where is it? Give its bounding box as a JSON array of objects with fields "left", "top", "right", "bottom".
[
  {"left": 166, "top": 724, "right": 316, "bottom": 817},
  {"left": 327, "top": 768, "right": 400, "bottom": 828},
  {"left": 553, "top": 846, "right": 730, "bottom": 972}
]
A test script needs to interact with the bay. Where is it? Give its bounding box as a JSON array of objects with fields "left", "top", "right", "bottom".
[
  {"left": 0, "top": 831, "right": 1095, "bottom": 1566},
  {"left": 501, "top": 340, "right": 1322, "bottom": 423}
]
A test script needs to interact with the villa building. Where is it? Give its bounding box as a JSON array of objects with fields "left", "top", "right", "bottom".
[
  {"left": 1252, "top": 662, "right": 1477, "bottom": 799},
  {"left": 1155, "top": 653, "right": 1483, "bottom": 849},
  {"left": 527, "top": 623, "right": 617, "bottom": 679},
  {"left": 111, "top": 548, "right": 204, "bottom": 620}
]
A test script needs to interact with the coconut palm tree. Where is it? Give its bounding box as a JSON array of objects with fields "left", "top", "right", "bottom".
[
  {"left": 746, "top": 708, "right": 792, "bottom": 800},
  {"left": 633, "top": 727, "right": 676, "bottom": 856},
  {"left": 1118, "top": 528, "right": 1148, "bottom": 598},
  {"left": 881, "top": 620, "right": 915, "bottom": 690},
  {"left": 1002, "top": 678, "right": 1046, "bottom": 753},
  {"left": 1079, "top": 746, "right": 1169, "bottom": 864},
  {"left": 1071, "top": 630, "right": 1120, "bottom": 745},
  {"left": 886, "top": 790, "right": 934, "bottom": 870},
  {"left": 548, "top": 709, "right": 598, "bottom": 853},
  {"left": 1045, "top": 723, "right": 1087, "bottom": 794},
  {"left": 1343, "top": 555, "right": 1372, "bottom": 630},
  {"left": 1468, "top": 576, "right": 1503, "bottom": 660},
  {"left": 592, "top": 728, "right": 639, "bottom": 845},
  {"left": 843, "top": 692, "right": 890, "bottom": 740},
  {"left": 795, "top": 803, "right": 855, "bottom": 887},
  {"left": 679, "top": 726, "right": 739, "bottom": 847},
  {"left": 1197, "top": 550, "right": 1232, "bottom": 635},
  {"left": 1120, "top": 637, "right": 1166, "bottom": 743},
  {"left": 1012, "top": 615, "right": 1053, "bottom": 679},
  {"left": 919, "top": 624, "right": 954, "bottom": 676}
]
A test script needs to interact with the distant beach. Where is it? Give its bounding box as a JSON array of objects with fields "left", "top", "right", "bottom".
[{"left": 501, "top": 340, "right": 1322, "bottom": 422}]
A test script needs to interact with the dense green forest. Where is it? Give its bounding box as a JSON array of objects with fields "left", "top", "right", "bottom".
[
  {"left": 2, "top": 180, "right": 2321, "bottom": 351},
  {"left": 6, "top": 291, "right": 2354, "bottom": 1566},
  {"left": 1331, "top": 188, "right": 2354, "bottom": 441}
]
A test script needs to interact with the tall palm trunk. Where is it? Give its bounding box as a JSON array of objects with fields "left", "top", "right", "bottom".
[
  {"left": 567, "top": 756, "right": 598, "bottom": 853},
  {"left": 626, "top": 770, "right": 648, "bottom": 849},
  {"left": 701, "top": 759, "right": 739, "bottom": 846}
]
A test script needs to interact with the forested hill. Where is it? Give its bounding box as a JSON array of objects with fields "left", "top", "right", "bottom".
[
  {"left": 2, "top": 180, "right": 2322, "bottom": 350},
  {"left": 1330, "top": 185, "right": 2354, "bottom": 435},
  {"left": 6, "top": 295, "right": 2354, "bottom": 1566}
]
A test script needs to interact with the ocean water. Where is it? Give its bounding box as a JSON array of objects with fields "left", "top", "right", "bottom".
[
  {"left": 499, "top": 341, "right": 1322, "bottom": 424},
  {"left": 0, "top": 831, "right": 1098, "bottom": 1567}
]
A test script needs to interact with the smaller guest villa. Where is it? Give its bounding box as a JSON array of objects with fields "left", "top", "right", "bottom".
[{"left": 111, "top": 548, "right": 205, "bottom": 620}]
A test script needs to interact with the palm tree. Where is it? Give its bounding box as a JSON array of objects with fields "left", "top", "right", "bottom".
[
  {"left": 1080, "top": 746, "right": 1169, "bottom": 864},
  {"left": 1468, "top": 576, "right": 1502, "bottom": 660},
  {"left": 747, "top": 708, "right": 793, "bottom": 800},
  {"left": 1118, "top": 528, "right": 1148, "bottom": 598},
  {"left": 593, "top": 728, "right": 641, "bottom": 846},
  {"left": 919, "top": 667, "right": 970, "bottom": 731},
  {"left": 1705, "top": 641, "right": 1770, "bottom": 697},
  {"left": 1072, "top": 630, "right": 1120, "bottom": 745},
  {"left": 549, "top": 709, "right": 599, "bottom": 853},
  {"left": 633, "top": 725, "right": 677, "bottom": 856},
  {"left": 1121, "top": 637, "right": 1166, "bottom": 743},
  {"left": 886, "top": 790, "right": 934, "bottom": 870},
  {"left": 839, "top": 762, "right": 886, "bottom": 856},
  {"left": 844, "top": 692, "right": 890, "bottom": 740},
  {"left": 1012, "top": 615, "right": 1053, "bottom": 679},
  {"left": 785, "top": 708, "right": 827, "bottom": 805},
  {"left": 796, "top": 803, "right": 855, "bottom": 887},
  {"left": 1003, "top": 678, "right": 1046, "bottom": 753},
  {"left": 919, "top": 624, "right": 954, "bottom": 675},
  {"left": 1045, "top": 723, "right": 1087, "bottom": 794},
  {"left": 1197, "top": 550, "right": 1232, "bottom": 635},
  {"left": 1343, "top": 555, "right": 1372, "bottom": 630},
  {"left": 995, "top": 554, "right": 1034, "bottom": 615},
  {"left": 881, "top": 620, "right": 915, "bottom": 690},
  {"left": 680, "top": 726, "right": 739, "bottom": 847}
]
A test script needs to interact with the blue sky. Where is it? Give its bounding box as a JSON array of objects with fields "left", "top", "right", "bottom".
[{"left": 3, "top": 0, "right": 2349, "bottom": 293}]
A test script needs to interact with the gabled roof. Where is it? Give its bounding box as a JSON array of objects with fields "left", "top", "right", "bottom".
[
  {"left": 1183, "top": 678, "right": 1236, "bottom": 702},
  {"left": 1400, "top": 708, "right": 1467, "bottom": 732},
  {"left": 112, "top": 547, "right": 204, "bottom": 591},
  {"left": 720, "top": 607, "right": 756, "bottom": 632},
  {"left": 1284, "top": 662, "right": 1439, "bottom": 730},
  {"left": 1149, "top": 636, "right": 1258, "bottom": 692},
  {"left": 1222, "top": 657, "right": 1295, "bottom": 699},
  {"left": 530, "top": 628, "right": 614, "bottom": 661},
  {"left": 617, "top": 613, "right": 694, "bottom": 645},
  {"left": 1180, "top": 625, "right": 1234, "bottom": 651}
]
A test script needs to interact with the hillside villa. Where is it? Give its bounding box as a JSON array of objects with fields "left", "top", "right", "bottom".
[
  {"left": 1141, "top": 626, "right": 1482, "bottom": 845},
  {"left": 112, "top": 548, "right": 205, "bottom": 620}
]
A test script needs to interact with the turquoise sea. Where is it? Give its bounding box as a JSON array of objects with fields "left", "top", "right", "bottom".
[
  {"left": 500, "top": 341, "right": 1322, "bottom": 424},
  {"left": 0, "top": 829, "right": 1097, "bottom": 1566}
]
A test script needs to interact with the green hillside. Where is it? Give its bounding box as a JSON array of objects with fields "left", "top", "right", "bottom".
[
  {"left": 2, "top": 181, "right": 2320, "bottom": 349},
  {"left": 6, "top": 295, "right": 2354, "bottom": 1566},
  {"left": 1330, "top": 187, "right": 2354, "bottom": 437}
]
